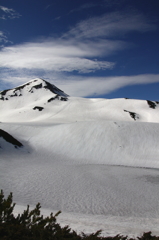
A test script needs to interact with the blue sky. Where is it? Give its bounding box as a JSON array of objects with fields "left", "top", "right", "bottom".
[{"left": 0, "top": 0, "right": 159, "bottom": 100}]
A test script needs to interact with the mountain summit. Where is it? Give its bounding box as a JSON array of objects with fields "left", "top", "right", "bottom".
[
  {"left": 0, "top": 78, "right": 69, "bottom": 100},
  {"left": 0, "top": 79, "right": 69, "bottom": 121},
  {"left": 0, "top": 78, "right": 159, "bottom": 123}
]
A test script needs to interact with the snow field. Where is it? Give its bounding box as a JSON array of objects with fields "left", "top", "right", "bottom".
[
  {"left": 1, "top": 79, "right": 159, "bottom": 237},
  {"left": 1, "top": 120, "right": 159, "bottom": 168},
  {"left": 0, "top": 120, "right": 159, "bottom": 237}
]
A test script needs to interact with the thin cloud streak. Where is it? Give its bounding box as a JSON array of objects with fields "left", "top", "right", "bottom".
[
  {"left": 1, "top": 71, "right": 159, "bottom": 98},
  {"left": 69, "top": 3, "right": 98, "bottom": 14},
  {"left": 0, "top": 5, "right": 21, "bottom": 19},
  {"left": 0, "top": 39, "right": 116, "bottom": 73},
  {"left": 65, "top": 11, "right": 156, "bottom": 39},
  {"left": 0, "top": 10, "right": 156, "bottom": 74},
  {"left": 0, "top": 31, "right": 7, "bottom": 43},
  {"left": 57, "top": 74, "right": 159, "bottom": 97},
  {"left": 0, "top": 8, "right": 158, "bottom": 98}
]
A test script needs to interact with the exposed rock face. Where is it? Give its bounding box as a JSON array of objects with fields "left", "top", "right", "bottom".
[
  {"left": 124, "top": 110, "right": 140, "bottom": 121},
  {"left": 0, "top": 129, "right": 23, "bottom": 148},
  {"left": 147, "top": 100, "right": 159, "bottom": 109}
]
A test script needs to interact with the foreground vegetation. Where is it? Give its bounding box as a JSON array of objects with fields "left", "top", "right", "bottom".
[{"left": 0, "top": 190, "right": 158, "bottom": 240}]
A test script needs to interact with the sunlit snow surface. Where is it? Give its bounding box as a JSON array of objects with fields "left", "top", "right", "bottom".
[{"left": 0, "top": 79, "right": 159, "bottom": 237}]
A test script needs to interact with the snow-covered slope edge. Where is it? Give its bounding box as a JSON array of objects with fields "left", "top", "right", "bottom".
[{"left": 1, "top": 120, "right": 159, "bottom": 168}]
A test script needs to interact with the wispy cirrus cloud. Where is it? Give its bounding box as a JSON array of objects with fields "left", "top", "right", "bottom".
[
  {"left": 0, "top": 10, "right": 155, "bottom": 73},
  {"left": 0, "top": 38, "right": 116, "bottom": 73},
  {"left": 0, "top": 31, "right": 12, "bottom": 47},
  {"left": 61, "top": 74, "right": 159, "bottom": 97},
  {"left": 0, "top": 5, "right": 21, "bottom": 20},
  {"left": 0, "top": 10, "right": 155, "bottom": 74},
  {"left": 1, "top": 71, "right": 159, "bottom": 98},
  {"left": 65, "top": 11, "right": 156, "bottom": 39},
  {"left": 0, "top": 9, "right": 158, "bottom": 96},
  {"left": 69, "top": 3, "right": 98, "bottom": 14},
  {"left": 0, "top": 31, "right": 7, "bottom": 43},
  {"left": 0, "top": 5, "right": 21, "bottom": 45}
]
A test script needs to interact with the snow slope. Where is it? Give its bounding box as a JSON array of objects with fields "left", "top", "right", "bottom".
[
  {"left": 1, "top": 78, "right": 159, "bottom": 123},
  {"left": 0, "top": 78, "right": 159, "bottom": 237}
]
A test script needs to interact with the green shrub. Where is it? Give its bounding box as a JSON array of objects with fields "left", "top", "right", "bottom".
[
  {"left": 0, "top": 190, "right": 158, "bottom": 240},
  {"left": 0, "top": 190, "right": 80, "bottom": 239}
]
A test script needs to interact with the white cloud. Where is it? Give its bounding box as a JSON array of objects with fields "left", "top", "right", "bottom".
[
  {"left": 1, "top": 71, "right": 159, "bottom": 98},
  {"left": 0, "top": 10, "right": 156, "bottom": 74},
  {"left": 0, "top": 5, "right": 21, "bottom": 19},
  {"left": 0, "top": 9, "right": 158, "bottom": 97},
  {"left": 56, "top": 74, "right": 159, "bottom": 97},
  {"left": 65, "top": 11, "right": 156, "bottom": 39},
  {"left": 0, "top": 31, "right": 7, "bottom": 43},
  {"left": 0, "top": 39, "right": 116, "bottom": 73},
  {"left": 0, "top": 31, "right": 13, "bottom": 47}
]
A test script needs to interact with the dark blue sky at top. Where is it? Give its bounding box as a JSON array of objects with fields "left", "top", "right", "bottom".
[{"left": 0, "top": 0, "right": 159, "bottom": 99}]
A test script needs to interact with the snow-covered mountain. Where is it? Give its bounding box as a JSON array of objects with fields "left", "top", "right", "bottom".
[
  {"left": 0, "top": 78, "right": 159, "bottom": 123},
  {"left": 1, "top": 78, "right": 159, "bottom": 237}
]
